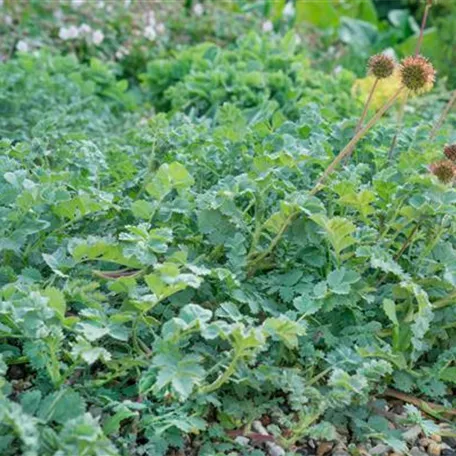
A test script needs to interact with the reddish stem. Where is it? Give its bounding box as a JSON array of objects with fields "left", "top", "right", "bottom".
[
  {"left": 415, "top": 1, "right": 432, "bottom": 56},
  {"left": 345, "top": 78, "right": 379, "bottom": 162},
  {"left": 355, "top": 78, "right": 379, "bottom": 134},
  {"left": 430, "top": 90, "right": 456, "bottom": 140}
]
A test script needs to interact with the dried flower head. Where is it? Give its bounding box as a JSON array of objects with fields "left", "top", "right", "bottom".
[
  {"left": 368, "top": 54, "right": 395, "bottom": 79},
  {"left": 400, "top": 55, "right": 435, "bottom": 93},
  {"left": 429, "top": 159, "right": 456, "bottom": 184},
  {"left": 444, "top": 144, "right": 456, "bottom": 161}
]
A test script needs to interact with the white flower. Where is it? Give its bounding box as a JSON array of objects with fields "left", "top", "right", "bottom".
[
  {"left": 156, "top": 22, "right": 166, "bottom": 34},
  {"left": 97, "top": 0, "right": 104, "bottom": 8},
  {"left": 334, "top": 65, "right": 343, "bottom": 76},
  {"left": 144, "top": 25, "right": 156, "bottom": 41},
  {"left": 115, "top": 46, "right": 129, "bottom": 59},
  {"left": 71, "top": 0, "right": 85, "bottom": 8},
  {"left": 91, "top": 30, "right": 104, "bottom": 45},
  {"left": 16, "top": 40, "right": 29, "bottom": 52},
  {"left": 78, "top": 23, "right": 92, "bottom": 35},
  {"left": 193, "top": 3, "right": 204, "bottom": 16},
  {"left": 262, "top": 20, "right": 273, "bottom": 33},
  {"left": 59, "top": 25, "right": 80, "bottom": 40},
  {"left": 147, "top": 11, "right": 156, "bottom": 26},
  {"left": 283, "top": 2, "right": 295, "bottom": 18},
  {"left": 295, "top": 34, "right": 302, "bottom": 45},
  {"left": 5, "top": 14, "right": 12, "bottom": 25},
  {"left": 53, "top": 9, "right": 63, "bottom": 20}
]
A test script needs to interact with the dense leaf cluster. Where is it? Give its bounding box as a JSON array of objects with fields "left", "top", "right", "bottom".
[{"left": 0, "top": 31, "right": 455, "bottom": 455}]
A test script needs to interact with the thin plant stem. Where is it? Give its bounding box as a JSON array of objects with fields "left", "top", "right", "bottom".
[
  {"left": 310, "top": 86, "right": 404, "bottom": 195},
  {"left": 345, "top": 78, "right": 379, "bottom": 163},
  {"left": 137, "top": 138, "right": 157, "bottom": 199},
  {"left": 200, "top": 355, "right": 239, "bottom": 394},
  {"left": 355, "top": 78, "right": 379, "bottom": 134},
  {"left": 247, "top": 211, "right": 297, "bottom": 270},
  {"left": 376, "top": 223, "right": 420, "bottom": 287},
  {"left": 388, "top": 91, "right": 409, "bottom": 162},
  {"left": 415, "top": 0, "right": 432, "bottom": 56},
  {"left": 433, "top": 290, "right": 456, "bottom": 309},
  {"left": 388, "top": 0, "right": 431, "bottom": 157},
  {"left": 281, "top": 411, "right": 322, "bottom": 448},
  {"left": 430, "top": 90, "right": 456, "bottom": 140},
  {"left": 394, "top": 223, "right": 419, "bottom": 261}
]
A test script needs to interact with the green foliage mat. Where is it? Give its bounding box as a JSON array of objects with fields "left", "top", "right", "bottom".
[{"left": 0, "top": 34, "right": 456, "bottom": 455}]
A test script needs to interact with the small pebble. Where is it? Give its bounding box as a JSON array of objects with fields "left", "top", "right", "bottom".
[
  {"left": 355, "top": 446, "right": 370, "bottom": 456},
  {"left": 431, "top": 435, "right": 443, "bottom": 443},
  {"left": 419, "top": 439, "right": 431, "bottom": 449},
  {"left": 316, "top": 441, "right": 333, "bottom": 456},
  {"left": 411, "top": 448, "right": 428, "bottom": 456},
  {"left": 332, "top": 450, "right": 349, "bottom": 456},
  {"left": 332, "top": 443, "right": 349, "bottom": 456},
  {"left": 403, "top": 425, "right": 423, "bottom": 443},
  {"left": 442, "top": 450, "right": 456, "bottom": 456},
  {"left": 442, "top": 436, "right": 456, "bottom": 449},
  {"left": 428, "top": 442, "right": 442, "bottom": 456},
  {"left": 234, "top": 436, "right": 249, "bottom": 446},
  {"left": 370, "top": 444, "right": 390, "bottom": 456}
]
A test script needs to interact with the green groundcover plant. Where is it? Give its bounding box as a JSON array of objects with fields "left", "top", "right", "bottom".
[{"left": 1, "top": 28, "right": 456, "bottom": 456}]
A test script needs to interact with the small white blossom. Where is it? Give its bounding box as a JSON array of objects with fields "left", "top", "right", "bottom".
[
  {"left": 295, "top": 34, "right": 302, "bottom": 45},
  {"left": 334, "top": 65, "right": 343, "bottom": 76},
  {"left": 53, "top": 9, "right": 63, "bottom": 20},
  {"left": 193, "top": 3, "right": 204, "bottom": 16},
  {"left": 59, "top": 25, "right": 80, "bottom": 40},
  {"left": 97, "top": 0, "right": 105, "bottom": 8},
  {"left": 79, "top": 23, "right": 92, "bottom": 35},
  {"left": 115, "top": 46, "right": 129, "bottom": 59},
  {"left": 5, "top": 15, "right": 12, "bottom": 25},
  {"left": 16, "top": 40, "right": 29, "bottom": 52},
  {"left": 262, "top": 20, "right": 273, "bottom": 33},
  {"left": 144, "top": 25, "right": 156, "bottom": 41},
  {"left": 147, "top": 11, "right": 156, "bottom": 26},
  {"left": 156, "top": 22, "right": 166, "bottom": 34},
  {"left": 283, "top": 2, "right": 295, "bottom": 18},
  {"left": 71, "top": 0, "right": 85, "bottom": 8},
  {"left": 91, "top": 30, "right": 104, "bottom": 45}
]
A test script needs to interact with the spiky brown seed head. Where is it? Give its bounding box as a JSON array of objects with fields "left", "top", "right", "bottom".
[
  {"left": 444, "top": 144, "right": 456, "bottom": 161},
  {"left": 429, "top": 159, "right": 456, "bottom": 184},
  {"left": 368, "top": 54, "right": 395, "bottom": 79},
  {"left": 400, "top": 55, "right": 436, "bottom": 93}
]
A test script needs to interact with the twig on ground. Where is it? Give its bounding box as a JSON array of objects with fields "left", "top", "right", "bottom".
[
  {"left": 384, "top": 388, "right": 456, "bottom": 420},
  {"left": 252, "top": 421, "right": 286, "bottom": 456}
]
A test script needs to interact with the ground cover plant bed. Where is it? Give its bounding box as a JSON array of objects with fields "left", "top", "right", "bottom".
[{"left": 1, "top": 1, "right": 456, "bottom": 455}]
